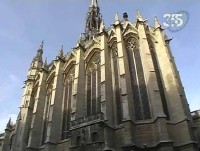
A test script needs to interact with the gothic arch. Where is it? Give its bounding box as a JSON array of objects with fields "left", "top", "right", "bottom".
[
  {"left": 84, "top": 41, "right": 101, "bottom": 61},
  {"left": 62, "top": 64, "right": 75, "bottom": 140},
  {"left": 63, "top": 59, "right": 76, "bottom": 73},
  {"left": 85, "top": 49, "right": 101, "bottom": 70},
  {"left": 85, "top": 51, "right": 101, "bottom": 115},
  {"left": 46, "top": 72, "right": 55, "bottom": 90},
  {"left": 63, "top": 61, "right": 76, "bottom": 85},
  {"left": 108, "top": 29, "right": 117, "bottom": 42},
  {"left": 109, "top": 40, "right": 123, "bottom": 124},
  {"left": 123, "top": 22, "right": 138, "bottom": 37},
  {"left": 124, "top": 33, "right": 139, "bottom": 44},
  {"left": 125, "top": 36, "right": 152, "bottom": 120},
  {"left": 108, "top": 37, "right": 117, "bottom": 49},
  {"left": 147, "top": 36, "right": 170, "bottom": 119},
  {"left": 42, "top": 73, "right": 54, "bottom": 144}
]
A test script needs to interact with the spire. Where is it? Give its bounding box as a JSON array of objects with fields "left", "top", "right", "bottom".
[
  {"left": 30, "top": 41, "right": 44, "bottom": 70},
  {"left": 34, "top": 41, "right": 44, "bottom": 62},
  {"left": 84, "top": 0, "right": 102, "bottom": 41},
  {"left": 155, "top": 16, "right": 161, "bottom": 29},
  {"left": 100, "top": 20, "right": 105, "bottom": 32},
  {"left": 39, "top": 40, "right": 44, "bottom": 50}
]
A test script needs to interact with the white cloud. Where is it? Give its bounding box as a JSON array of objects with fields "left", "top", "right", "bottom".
[{"left": 0, "top": 114, "right": 17, "bottom": 134}]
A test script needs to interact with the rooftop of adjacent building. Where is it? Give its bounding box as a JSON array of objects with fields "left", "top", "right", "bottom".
[{"left": 191, "top": 109, "right": 200, "bottom": 120}]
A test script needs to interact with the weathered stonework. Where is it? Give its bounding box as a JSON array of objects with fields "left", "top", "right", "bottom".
[{"left": 1, "top": 0, "right": 199, "bottom": 151}]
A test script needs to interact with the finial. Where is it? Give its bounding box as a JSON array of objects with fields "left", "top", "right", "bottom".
[
  {"left": 40, "top": 40, "right": 44, "bottom": 49},
  {"left": 100, "top": 20, "right": 105, "bottom": 32},
  {"left": 115, "top": 13, "right": 120, "bottom": 24},
  {"left": 42, "top": 57, "right": 48, "bottom": 70},
  {"left": 58, "top": 45, "right": 64, "bottom": 58},
  {"left": 44, "top": 57, "right": 48, "bottom": 65},
  {"left": 90, "top": 0, "right": 98, "bottom": 7},
  {"left": 155, "top": 16, "right": 161, "bottom": 29},
  {"left": 77, "top": 34, "right": 82, "bottom": 45},
  {"left": 136, "top": 10, "right": 143, "bottom": 21},
  {"left": 6, "top": 117, "right": 12, "bottom": 127},
  {"left": 17, "top": 111, "right": 21, "bottom": 120}
]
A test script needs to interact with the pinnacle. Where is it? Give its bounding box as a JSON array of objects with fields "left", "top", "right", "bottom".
[
  {"left": 136, "top": 10, "right": 144, "bottom": 21},
  {"left": 58, "top": 45, "right": 64, "bottom": 58},
  {"left": 85, "top": 0, "right": 101, "bottom": 42},
  {"left": 6, "top": 117, "right": 12, "bottom": 128},
  {"left": 39, "top": 40, "right": 44, "bottom": 50},
  {"left": 114, "top": 13, "right": 120, "bottom": 24},
  {"left": 155, "top": 16, "right": 161, "bottom": 29},
  {"left": 42, "top": 57, "right": 48, "bottom": 70},
  {"left": 90, "top": 0, "right": 98, "bottom": 7},
  {"left": 100, "top": 20, "right": 105, "bottom": 32}
]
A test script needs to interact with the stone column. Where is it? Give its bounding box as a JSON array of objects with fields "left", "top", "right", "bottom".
[
  {"left": 114, "top": 14, "right": 132, "bottom": 121},
  {"left": 18, "top": 78, "right": 35, "bottom": 151},
  {"left": 45, "top": 58, "right": 64, "bottom": 150},
  {"left": 27, "top": 68, "right": 48, "bottom": 150},
  {"left": 100, "top": 22, "right": 115, "bottom": 150},
  {"left": 73, "top": 45, "right": 86, "bottom": 119}
]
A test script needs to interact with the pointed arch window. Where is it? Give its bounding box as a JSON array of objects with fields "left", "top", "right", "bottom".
[
  {"left": 86, "top": 52, "right": 101, "bottom": 115},
  {"left": 110, "top": 42, "right": 122, "bottom": 124},
  {"left": 42, "top": 78, "right": 54, "bottom": 144},
  {"left": 126, "top": 37, "right": 151, "bottom": 120},
  {"left": 147, "top": 37, "right": 169, "bottom": 120},
  {"left": 62, "top": 65, "right": 75, "bottom": 140}
]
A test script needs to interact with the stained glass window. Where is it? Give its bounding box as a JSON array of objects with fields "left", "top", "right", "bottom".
[
  {"left": 126, "top": 37, "right": 151, "bottom": 120},
  {"left": 110, "top": 42, "right": 122, "bottom": 124},
  {"left": 147, "top": 38, "right": 169, "bottom": 120},
  {"left": 62, "top": 66, "right": 75, "bottom": 140},
  {"left": 86, "top": 52, "right": 101, "bottom": 116}
]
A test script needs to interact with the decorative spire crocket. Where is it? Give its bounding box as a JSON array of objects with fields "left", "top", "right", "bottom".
[
  {"left": 34, "top": 40, "right": 44, "bottom": 62},
  {"left": 84, "top": 0, "right": 102, "bottom": 41},
  {"left": 30, "top": 41, "right": 44, "bottom": 69}
]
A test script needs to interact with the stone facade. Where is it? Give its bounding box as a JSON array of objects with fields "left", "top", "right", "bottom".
[
  {"left": 191, "top": 110, "right": 200, "bottom": 149},
  {"left": 0, "top": 133, "right": 4, "bottom": 151},
  {"left": 1, "top": 0, "right": 200, "bottom": 151}
]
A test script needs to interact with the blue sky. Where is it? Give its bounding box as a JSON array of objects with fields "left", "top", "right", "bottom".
[{"left": 0, "top": 0, "right": 199, "bottom": 133}]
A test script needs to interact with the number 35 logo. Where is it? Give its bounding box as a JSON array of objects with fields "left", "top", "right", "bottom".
[{"left": 163, "top": 11, "right": 189, "bottom": 32}]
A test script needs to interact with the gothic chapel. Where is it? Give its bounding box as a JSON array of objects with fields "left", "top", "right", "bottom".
[{"left": 2, "top": 0, "right": 200, "bottom": 151}]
